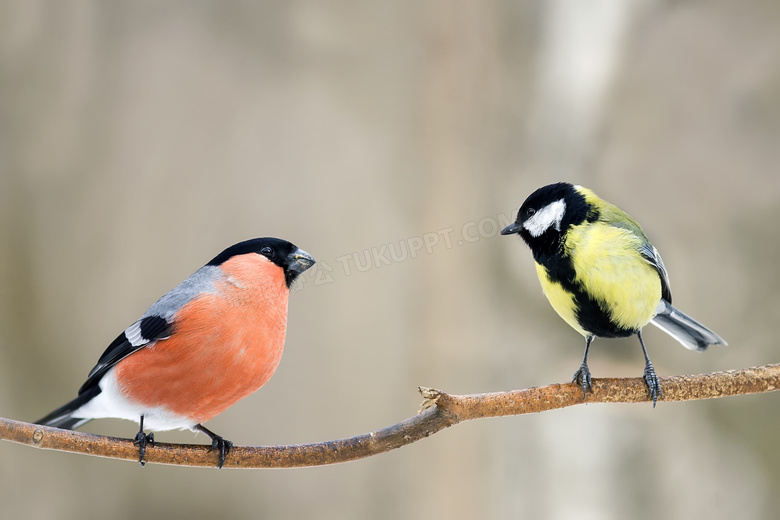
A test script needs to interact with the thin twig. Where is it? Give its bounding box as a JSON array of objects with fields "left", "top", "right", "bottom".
[{"left": 2, "top": 364, "right": 778, "bottom": 469}]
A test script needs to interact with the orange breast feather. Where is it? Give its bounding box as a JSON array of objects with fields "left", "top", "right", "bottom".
[{"left": 114, "top": 255, "right": 289, "bottom": 423}]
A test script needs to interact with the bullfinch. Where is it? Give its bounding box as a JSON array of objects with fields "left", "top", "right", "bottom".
[
  {"left": 501, "top": 183, "right": 726, "bottom": 405},
  {"left": 36, "top": 237, "right": 315, "bottom": 468}
]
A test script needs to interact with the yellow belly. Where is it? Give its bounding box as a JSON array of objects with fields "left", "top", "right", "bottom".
[
  {"left": 536, "top": 263, "right": 588, "bottom": 335},
  {"left": 536, "top": 222, "right": 662, "bottom": 337}
]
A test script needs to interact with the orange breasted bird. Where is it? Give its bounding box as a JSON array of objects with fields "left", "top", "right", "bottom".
[
  {"left": 501, "top": 183, "right": 726, "bottom": 405},
  {"left": 37, "top": 237, "right": 315, "bottom": 467}
]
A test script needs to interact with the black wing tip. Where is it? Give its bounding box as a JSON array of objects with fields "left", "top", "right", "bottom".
[
  {"left": 80, "top": 317, "right": 171, "bottom": 395},
  {"left": 35, "top": 386, "right": 100, "bottom": 430},
  {"left": 35, "top": 414, "right": 90, "bottom": 430}
]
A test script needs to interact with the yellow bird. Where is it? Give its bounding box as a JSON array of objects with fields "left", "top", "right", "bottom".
[{"left": 501, "top": 182, "right": 726, "bottom": 405}]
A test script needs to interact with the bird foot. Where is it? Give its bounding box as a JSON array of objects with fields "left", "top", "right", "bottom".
[
  {"left": 644, "top": 362, "right": 663, "bottom": 407},
  {"left": 133, "top": 431, "right": 154, "bottom": 467},
  {"left": 194, "top": 424, "right": 233, "bottom": 469},
  {"left": 572, "top": 363, "right": 593, "bottom": 398},
  {"left": 208, "top": 436, "right": 233, "bottom": 470}
]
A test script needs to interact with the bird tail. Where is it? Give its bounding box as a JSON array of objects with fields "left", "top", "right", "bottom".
[
  {"left": 650, "top": 300, "right": 728, "bottom": 352},
  {"left": 35, "top": 386, "right": 100, "bottom": 430}
]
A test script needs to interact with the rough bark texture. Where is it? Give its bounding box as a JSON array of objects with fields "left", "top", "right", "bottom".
[{"left": 3, "top": 364, "right": 777, "bottom": 469}]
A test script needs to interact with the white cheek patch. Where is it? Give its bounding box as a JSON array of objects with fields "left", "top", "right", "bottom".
[{"left": 523, "top": 199, "right": 566, "bottom": 237}]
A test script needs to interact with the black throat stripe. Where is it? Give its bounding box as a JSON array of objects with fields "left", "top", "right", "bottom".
[{"left": 541, "top": 250, "right": 637, "bottom": 339}]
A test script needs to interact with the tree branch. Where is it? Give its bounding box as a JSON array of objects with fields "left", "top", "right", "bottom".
[{"left": 3, "top": 363, "right": 778, "bottom": 469}]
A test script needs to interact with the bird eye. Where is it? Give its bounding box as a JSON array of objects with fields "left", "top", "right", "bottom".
[
  {"left": 260, "top": 246, "right": 274, "bottom": 256},
  {"left": 525, "top": 208, "right": 536, "bottom": 218}
]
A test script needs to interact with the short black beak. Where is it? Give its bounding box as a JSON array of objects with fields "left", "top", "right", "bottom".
[
  {"left": 287, "top": 248, "right": 316, "bottom": 276},
  {"left": 284, "top": 248, "right": 315, "bottom": 287},
  {"left": 500, "top": 222, "right": 520, "bottom": 235},
  {"left": 287, "top": 249, "right": 316, "bottom": 274}
]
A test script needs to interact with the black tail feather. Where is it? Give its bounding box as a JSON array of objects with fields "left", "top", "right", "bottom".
[
  {"left": 650, "top": 300, "right": 727, "bottom": 352},
  {"left": 35, "top": 385, "right": 101, "bottom": 430}
]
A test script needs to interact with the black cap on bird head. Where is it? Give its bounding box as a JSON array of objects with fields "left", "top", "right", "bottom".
[
  {"left": 501, "top": 182, "right": 589, "bottom": 259},
  {"left": 207, "top": 237, "right": 316, "bottom": 287}
]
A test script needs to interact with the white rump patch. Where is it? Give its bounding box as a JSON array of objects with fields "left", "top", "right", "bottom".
[
  {"left": 75, "top": 369, "right": 196, "bottom": 431},
  {"left": 523, "top": 199, "right": 566, "bottom": 237}
]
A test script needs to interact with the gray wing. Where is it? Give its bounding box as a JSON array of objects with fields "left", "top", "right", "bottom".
[
  {"left": 639, "top": 243, "right": 672, "bottom": 304},
  {"left": 77, "top": 265, "right": 222, "bottom": 394}
]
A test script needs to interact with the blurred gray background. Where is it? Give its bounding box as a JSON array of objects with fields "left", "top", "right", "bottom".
[{"left": 2, "top": 1, "right": 779, "bottom": 519}]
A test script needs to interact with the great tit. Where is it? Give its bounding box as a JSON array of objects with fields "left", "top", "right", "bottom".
[{"left": 501, "top": 182, "right": 726, "bottom": 405}]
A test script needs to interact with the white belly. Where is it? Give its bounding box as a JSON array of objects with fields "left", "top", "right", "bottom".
[{"left": 73, "top": 368, "right": 196, "bottom": 431}]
